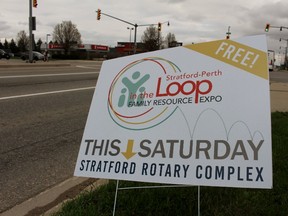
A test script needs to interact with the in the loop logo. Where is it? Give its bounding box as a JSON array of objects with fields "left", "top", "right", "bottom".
[
  {"left": 117, "top": 71, "right": 150, "bottom": 108},
  {"left": 108, "top": 57, "right": 220, "bottom": 130}
]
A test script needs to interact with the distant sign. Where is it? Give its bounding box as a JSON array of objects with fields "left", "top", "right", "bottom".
[
  {"left": 48, "top": 44, "right": 64, "bottom": 49},
  {"left": 91, "top": 45, "right": 109, "bottom": 51},
  {"left": 78, "top": 44, "right": 85, "bottom": 49},
  {"left": 74, "top": 35, "right": 272, "bottom": 189}
]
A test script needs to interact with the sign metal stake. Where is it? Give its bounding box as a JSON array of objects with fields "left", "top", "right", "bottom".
[
  {"left": 112, "top": 180, "right": 119, "bottom": 216},
  {"left": 112, "top": 180, "right": 201, "bottom": 216},
  {"left": 198, "top": 186, "right": 201, "bottom": 216}
]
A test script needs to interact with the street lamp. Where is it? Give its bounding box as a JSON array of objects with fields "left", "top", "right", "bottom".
[
  {"left": 127, "top": 27, "right": 134, "bottom": 55},
  {"left": 127, "top": 27, "right": 134, "bottom": 43},
  {"left": 46, "top": 34, "right": 51, "bottom": 50}
]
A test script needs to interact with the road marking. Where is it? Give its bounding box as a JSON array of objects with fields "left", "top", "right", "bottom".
[
  {"left": 76, "top": 65, "right": 101, "bottom": 69},
  {"left": 0, "top": 86, "right": 95, "bottom": 101},
  {"left": 0, "top": 72, "right": 99, "bottom": 79}
]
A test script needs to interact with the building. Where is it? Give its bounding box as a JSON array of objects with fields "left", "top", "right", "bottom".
[
  {"left": 41, "top": 43, "right": 109, "bottom": 59},
  {"left": 40, "top": 40, "right": 182, "bottom": 59}
]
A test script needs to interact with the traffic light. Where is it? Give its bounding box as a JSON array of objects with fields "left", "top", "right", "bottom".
[
  {"left": 97, "top": 9, "right": 101, "bottom": 20},
  {"left": 33, "top": 0, "right": 38, "bottom": 8},
  {"left": 265, "top": 23, "right": 270, "bottom": 32},
  {"left": 32, "top": 16, "right": 36, "bottom": 30},
  {"left": 158, "top": 22, "right": 162, "bottom": 31}
]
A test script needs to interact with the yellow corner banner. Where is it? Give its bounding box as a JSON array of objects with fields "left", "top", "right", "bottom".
[{"left": 184, "top": 40, "right": 268, "bottom": 80}]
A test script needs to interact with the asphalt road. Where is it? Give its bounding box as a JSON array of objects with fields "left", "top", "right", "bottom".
[
  {"left": 0, "top": 61, "right": 101, "bottom": 213},
  {"left": 269, "top": 70, "right": 288, "bottom": 83}
]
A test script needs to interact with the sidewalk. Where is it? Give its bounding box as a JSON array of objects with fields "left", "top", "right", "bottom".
[{"left": 270, "top": 82, "right": 288, "bottom": 112}]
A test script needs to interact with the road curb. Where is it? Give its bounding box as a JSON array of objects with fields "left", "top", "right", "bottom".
[
  {"left": 0, "top": 63, "right": 71, "bottom": 68},
  {"left": 1, "top": 177, "right": 107, "bottom": 216},
  {"left": 42, "top": 179, "right": 109, "bottom": 216}
]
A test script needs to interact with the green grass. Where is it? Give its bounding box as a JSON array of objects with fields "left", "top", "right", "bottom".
[{"left": 53, "top": 112, "right": 288, "bottom": 216}]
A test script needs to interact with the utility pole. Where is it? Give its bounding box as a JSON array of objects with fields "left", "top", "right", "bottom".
[
  {"left": 280, "top": 38, "right": 288, "bottom": 70},
  {"left": 29, "top": 0, "right": 37, "bottom": 62},
  {"left": 226, "top": 26, "right": 231, "bottom": 39}
]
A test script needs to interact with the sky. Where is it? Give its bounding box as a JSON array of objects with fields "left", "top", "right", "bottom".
[{"left": 1, "top": 0, "right": 288, "bottom": 63}]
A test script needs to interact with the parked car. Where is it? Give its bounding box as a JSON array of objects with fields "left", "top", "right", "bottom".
[
  {"left": 0, "top": 49, "right": 11, "bottom": 60},
  {"left": 21, "top": 51, "right": 45, "bottom": 61}
]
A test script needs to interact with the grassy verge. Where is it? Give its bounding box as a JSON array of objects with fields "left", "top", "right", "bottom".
[{"left": 53, "top": 112, "right": 288, "bottom": 216}]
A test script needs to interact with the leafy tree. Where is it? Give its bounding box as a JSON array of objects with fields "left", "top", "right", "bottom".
[
  {"left": 0, "top": 41, "right": 3, "bottom": 49},
  {"left": 141, "top": 26, "right": 163, "bottom": 51},
  {"left": 16, "top": 30, "right": 29, "bottom": 52},
  {"left": 53, "top": 21, "right": 82, "bottom": 54}
]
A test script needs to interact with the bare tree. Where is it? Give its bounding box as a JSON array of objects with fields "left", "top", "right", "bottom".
[
  {"left": 141, "top": 26, "right": 163, "bottom": 51},
  {"left": 53, "top": 21, "right": 82, "bottom": 54},
  {"left": 165, "top": 32, "right": 177, "bottom": 48},
  {"left": 36, "top": 38, "right": 43, "bottom": 52},
  {"left": 16, "top": 30, "right": 29, "bottom": 52}
]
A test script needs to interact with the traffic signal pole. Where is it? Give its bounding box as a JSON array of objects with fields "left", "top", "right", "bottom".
[
  {"left": 265, "top": 23, "right": 288, "bottom": 32},
  {"left": 29, "top": 0, "right": 33, "bottom": 62},
  {"left": 96, "top": 10, "right": 168, "bottom": 54},
  {"left": 96, "top": 11, "right": 138, "bottom": 54}
]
